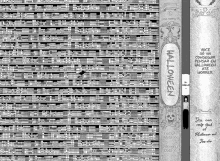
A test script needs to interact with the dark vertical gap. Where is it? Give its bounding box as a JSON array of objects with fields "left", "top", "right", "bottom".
[{"left": 182, "top": 0, "right": 190, "bottom": 161}]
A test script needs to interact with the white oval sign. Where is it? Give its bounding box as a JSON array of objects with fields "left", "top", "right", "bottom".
[{"left": 161, "top": 43, "right": 180, "bottom": 106}]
